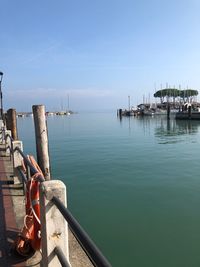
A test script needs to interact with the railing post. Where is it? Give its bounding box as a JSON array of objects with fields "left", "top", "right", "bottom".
[
  {"left": 40, "top": 180, "right": 70, "bottom": 267},
  {"left": 32, "top": 105, "right": 51, "bottom": 180},
  {"left": 5, "top": 130, "right": 12, "bottom": 155},
  {"left": 6, "top": 108, "right": 18, "bottom": 140},
  {"left": 12, "top": 140, "right": 23, "bottom": 184},
  {"left": 0, "top": 119, "right": 4, "bottom": 129},
  {"left": 0, "top": 121, "right": 5, "bottom": 143},
  {"left": 12, "top": 141, "right": 23, "bottom": 168}
]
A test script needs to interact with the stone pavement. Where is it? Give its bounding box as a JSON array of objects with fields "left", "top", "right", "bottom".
[{"left": 0, "top": 149, "right": 26, "bottom": 266}]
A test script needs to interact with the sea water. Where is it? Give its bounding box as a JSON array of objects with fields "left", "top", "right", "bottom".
[{"left": 17, "top": 113, "right": 200, "bottom": 267}]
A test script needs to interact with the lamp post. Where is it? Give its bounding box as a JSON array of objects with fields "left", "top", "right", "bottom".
[{"left": 0, "top": 71, "right": 3, "bottom": 120}]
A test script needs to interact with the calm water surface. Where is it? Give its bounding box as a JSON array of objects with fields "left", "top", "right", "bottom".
[{"left": 17, "top": 113, "right": 200, "bottom": 267}]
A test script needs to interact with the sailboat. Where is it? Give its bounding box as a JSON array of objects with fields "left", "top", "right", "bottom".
[
  {"left": 66, "top": 94, "right": 71, "bottom": 115},
  {"left": 124, "top": 96, "right": 135, "bottom": 116},
  {"left": 56, "top": 94, "right": 71, "bottom": 115}
]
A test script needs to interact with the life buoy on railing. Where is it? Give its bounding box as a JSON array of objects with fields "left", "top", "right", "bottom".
[
  {"left": 14, "top": 155, "right": 44, "bottom": 256},
  {"left": 26, "top": 177, "right": 41, "bottom": 251}
]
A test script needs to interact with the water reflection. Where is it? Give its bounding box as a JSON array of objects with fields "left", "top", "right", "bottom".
[
  {"left": 155, "top": 118, "right": 200, "bottom": 144},
  {"left": 117, "top": 114, "right": 132, "bottom": 134},
  {"left": 118, "top": 115, "right": 200, "bottom": 144}
]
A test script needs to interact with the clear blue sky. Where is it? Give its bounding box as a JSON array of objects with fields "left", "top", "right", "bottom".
[{"left": 1, "top": 0, "right": 200, "bottom": 111}]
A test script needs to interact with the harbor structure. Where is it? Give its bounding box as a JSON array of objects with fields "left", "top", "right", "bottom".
[
  {"left": 0, "top": 106, "right": 111, "bottom": 267},
  {"left": 118, "top": 88, "right": 200, "bottom": 119}
]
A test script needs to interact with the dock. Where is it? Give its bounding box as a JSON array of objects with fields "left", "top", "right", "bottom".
[
  {"left": 0, "top": 144, "right": 26, "bottom": 266},
  {"left": 0, "top": 160, "right": 93, "bottom": 266},
  {"left": 0, "top": 147, "right": 93, "bottom": 266},
  {"left": 0, "top": 106, "right": 110, "bottom": 266}
]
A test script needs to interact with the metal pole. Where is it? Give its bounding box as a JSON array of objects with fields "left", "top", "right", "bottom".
[
  {"left": 52, "top": 196, "right": 112, "bottom": 267},
  {"left": 167, "top": 103, "right": 170, "bottom": 120},
  {"left": 128, "top": 96, "right": 130, "bottom": 111},
  {"left": 0, "top": 72, "right": 3, "bottom": 120},
  {"left": 54, "top": 247, "right": 71, "bottom": 267}
]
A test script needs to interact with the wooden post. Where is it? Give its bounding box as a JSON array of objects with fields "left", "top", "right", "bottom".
[
  {"left": 188, "top": 105, "right": 191, "bottom": 119},
  {"left": 32, "top": 105, "right": 51, "bottom": 180},
  {"left": 6, "top": 109, "right": 18, "bottom": 140},
  {"left": 167, "top": 104, "right": 170, "bottom": 120}
]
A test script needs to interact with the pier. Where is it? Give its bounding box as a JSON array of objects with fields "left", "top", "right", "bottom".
[
  {"left": 0, "top": 144, "right": 27, "bottom": 266},
  {"left": 0, "top": 106, "right": 111, "bottom": 267}
]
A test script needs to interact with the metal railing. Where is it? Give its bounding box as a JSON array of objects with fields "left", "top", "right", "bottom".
[
  {"left": 54, "top": 246, "right": 71, "bottom": 267},
  {"left": 52, "top": 196, "right": 111, "bottom": 267},
  {"left": 4, "top": 133, "right": 112, "bottom": 267}
]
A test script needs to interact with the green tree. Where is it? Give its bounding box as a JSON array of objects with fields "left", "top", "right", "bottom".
[{"left": 154, "top": 89, "right": 198, "bottom": 103}]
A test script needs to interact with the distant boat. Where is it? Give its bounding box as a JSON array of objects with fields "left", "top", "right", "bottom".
[
  {"left": 56, "top": 111, "right": 67, "bottom": 115},
  {"left": 127, "top": 110, "right": 135, "bottom": 116},
  {"left": 46, "top": 112, "right": 54, "bottom": 116},
  {"left": 26, "top": 113, "right": 33, "bottom": 117},
  {"left": 66, "top": 94, "right": 71, "bottom": 115},
  {"left": 17, "top": 113, "right": 25, "bottom": 118},
  {"left": 143, "top": 110, "right": 154, "bottom": 116},
  {"left": 153, "top": 109, "right": 167, "bottom": 115},
  {"left": 176, "top": 103, "right": 200, "bottom": 120}
]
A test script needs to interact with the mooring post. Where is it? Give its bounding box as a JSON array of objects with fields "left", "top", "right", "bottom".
[
  {"left": 188, "top": 105, "right": 192, "bottom": 119},
  {"left": 6, "top": 109, "right": 18, "bottom": 140},
  {"left": 40, "top": 180, "right": 70, "bottom": 267},
  {"left": 167, "top": 104, "right": 170, "bottom": 120},
  {"left": 32, "top": 105, "right": 51, "bottom": 180}
]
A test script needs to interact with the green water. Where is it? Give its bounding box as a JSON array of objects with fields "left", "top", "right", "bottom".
[{"left": 17, "top": 113, "right": 200, "bottom": 267}]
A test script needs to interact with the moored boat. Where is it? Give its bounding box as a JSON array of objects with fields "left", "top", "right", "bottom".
[{"left": 175, "top": 111, "right": 200, "bottom": 120}]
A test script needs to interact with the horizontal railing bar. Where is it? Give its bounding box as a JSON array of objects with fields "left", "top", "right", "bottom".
[
  {"left": 16, "top": 166, "right": 27, "bottom": 196},
  {"left": 5, "top": 133, "right": 13, "bottom": 142},
  {"left": 54, "top": 246, "right": 71, "bottom": 267},
  {"left": 14, "top": 147, "right": 45, "bottom": 183},
  {"left": 4, "top": 134, "right": 42, "bottom": 180},
  {"left": 16, "top": 166, "right": 27, "bottom": 183},
  {"left": 52, "top": 196, "right": 112, "bottom": 267}
]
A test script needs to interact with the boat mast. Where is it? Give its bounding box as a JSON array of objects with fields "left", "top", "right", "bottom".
[
  {"left": 67, "top": 94, "right": 70, "bottom": 111},
  {"left": 128, "top": 95, "right": 131, "bottom": 111}
]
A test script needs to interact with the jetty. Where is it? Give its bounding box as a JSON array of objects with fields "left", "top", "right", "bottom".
[
  {"left": 118, "top": 88, "right": 200, "bottom": 119},
  {"left": 0, "top": 106, "right": 111, "bottom": 267}
]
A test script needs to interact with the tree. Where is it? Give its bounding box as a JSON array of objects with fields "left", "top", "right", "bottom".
[
  {"left": 154, "top": 88, "right": 180, "bottom": 103},
  {"left": 154, "top": 88, "right": 198, "bottom": 103}
]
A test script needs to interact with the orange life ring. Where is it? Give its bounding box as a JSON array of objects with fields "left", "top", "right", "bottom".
[
  {"left": 15, "top": 178, "right": 41, "bottom": 256},
  {"left": 25, "top": 180, "right": 31, "bottom": 214},
  {"left": 15, "top": 156, "right": 43, "bottom": 256},
  {"left": 29, "top": 178, "right": 41, "bottom": 251},
  {"left": 24, "top": 178, "right": 41, "bottom": 250}
]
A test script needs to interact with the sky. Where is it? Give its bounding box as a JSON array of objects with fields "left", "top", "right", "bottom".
[{"left": 1, "top": 0, "right": 200, "bottom": 112}]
